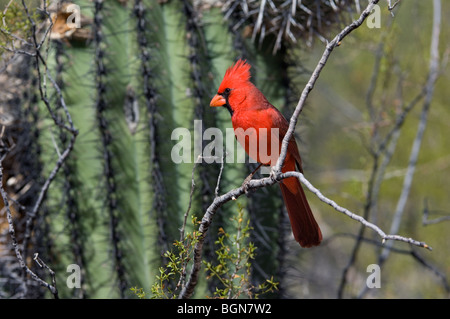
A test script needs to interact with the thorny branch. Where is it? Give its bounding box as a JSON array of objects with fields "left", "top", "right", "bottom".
[
  {"left": 1, "top": 1, "right": 77, "bottom": 297},
  {"left": 0, "top": 152, "right": 59, "bottom": 298},
  {"left": 179, "top": 0, "right": 430, "bottom": 299}
]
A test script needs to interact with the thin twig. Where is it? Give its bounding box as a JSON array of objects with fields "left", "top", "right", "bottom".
[
  {"left": 33, "top": 253, "right": 59, "bottom": 298},
  {"left": 214, "top": 149, "right": 226, "bottom": 198},
  {"left": 180, "top": 157, "right": 201, "bottom": 242},
  {"left": 1, "top": 0, "right": 15, "bottom": 28},
  {"left": 338, "top": 30, "right": 426, "bottom": 299},
  {"left": 273, "top": 0, "right": 381, "bottom": 176},
  {"left": 388, "top": 0, "right": 402, "bottom": 13},
  {"left": 380, "top": 0, "right": 441, "bottom": 263},
  {"left": 356, "top": 0, "right": 442, "bottom": 299},
  {"left": 422, "top": 199, "right": 450, "bottom": 226},
  {"left": 227, "top": 218, "right": 243, "bottom": 299},
  {"left": 8, "top": 0, "right": 79, "bottom": 296},
  {"left": 0, "top": 154, "right": 59, "bottom": 298},
  {"left": 286, "top": 171, "right": 431, "bottom": 249}
]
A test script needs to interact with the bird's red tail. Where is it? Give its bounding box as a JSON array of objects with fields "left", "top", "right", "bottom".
[{"left": 279, "top": 176, "right": 322, "bottom": 247}]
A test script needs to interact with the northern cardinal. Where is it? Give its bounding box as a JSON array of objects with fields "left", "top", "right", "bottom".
[{"left": 210, "top": 59, "right": 322, "bottom": 247}]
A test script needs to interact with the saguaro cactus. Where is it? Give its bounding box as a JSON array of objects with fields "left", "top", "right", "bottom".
[{"left": 0, "top": 0, "right": 353, "bottom": 298}]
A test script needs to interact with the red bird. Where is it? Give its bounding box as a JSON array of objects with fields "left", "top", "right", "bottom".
[{"left": 210, "top": 59, "right": 322, "bottom": 247}]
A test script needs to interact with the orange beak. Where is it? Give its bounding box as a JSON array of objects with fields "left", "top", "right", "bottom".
[{"left": 210, "top": 94, "right": 226, "bottom": 107}]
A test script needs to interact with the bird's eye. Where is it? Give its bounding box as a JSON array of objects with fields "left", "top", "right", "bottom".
[{"left": 224, "top": 88, "right": 231, "bottom": 94}]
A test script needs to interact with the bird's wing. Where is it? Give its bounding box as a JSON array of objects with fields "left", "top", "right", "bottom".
[{"left": 266, "top": 106, "right": 303, "bottom": 173}]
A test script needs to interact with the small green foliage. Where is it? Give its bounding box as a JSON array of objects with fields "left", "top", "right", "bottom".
[
  {"left": 131, "top": 206, "right": 278, "bottom": 299},
  {"left": 130, "top": 287, "right": 146, "bottom": 299},
  {"left": 0, "top": 2, "right": 39, "bottom": 52},
  {"left": 203, "top": 204, "right": 278, "bottom": 299},
  {"left": 145, "top": 215, "right": 201, "bottom": 299}
]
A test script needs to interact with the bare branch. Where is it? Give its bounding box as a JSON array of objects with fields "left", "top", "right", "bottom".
[
  {"left": 1, "top": 1, "right": 79, "bottom": 297},
  {"left": 19, "top": 1, "right": 78, "bottom": 268},
  {"left": 380, "top": 0, "right": 441, "bottom": 262},
  {"left": 338, "top": 38, "right": 427, "bottom": 298},
  {"left": 180, "top": 158, "right": 200, "bottom": 242},
  {"left": 214, "top": 150, "right": 225, "bottom": 198},
  {"left": 0, "top": 153, "right": 59, "bottom": 298},
  {"left": 33, "top": 253, "right": 59, "bottom": 298},
  {"left": 354, "top": 0, "right": 442, "bottom": 299},
  {"left": 422, "top": 199, "right": 450, "bottom": 226},
  {"left": 387, "top": 0, "right": 402, "bottom": 13},
  {"left": 284, "top": 171, "right": 431, "bottom": 250}
]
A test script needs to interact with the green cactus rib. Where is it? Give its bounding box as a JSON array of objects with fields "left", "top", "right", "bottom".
[
  {"left": 133, "top": 0, "right": 173, "bottom": 264},
  {"left": 160, "top": 1, "right": 192, "bottom": 240},
  {"left": 132, "top": 0, "right": 163, "bottom": 293},
  {"left": 92, "top": 0, "right": 128, "bottom": 297},
  {"left": 55, "top": 41, "right": 88, "bottom": 299}
]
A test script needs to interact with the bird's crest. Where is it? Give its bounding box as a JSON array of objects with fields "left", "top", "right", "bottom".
[{"left": 218, "top": 59, "right": 251, "bottom": 92}]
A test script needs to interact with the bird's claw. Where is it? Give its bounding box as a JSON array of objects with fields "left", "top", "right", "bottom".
[{"left": 241, "top": 175, "right": 252, "bottom": 195}]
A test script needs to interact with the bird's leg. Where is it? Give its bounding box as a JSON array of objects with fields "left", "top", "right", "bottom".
[{"left": 242, "top": 163, "right": 263, "bottom": 194}]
